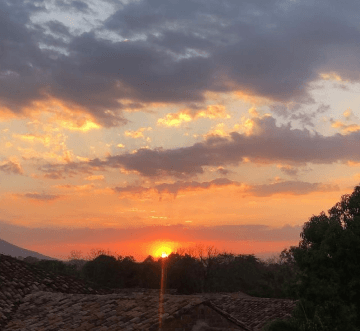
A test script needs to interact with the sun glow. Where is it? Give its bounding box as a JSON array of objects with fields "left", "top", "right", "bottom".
[{"left": 149, "top": 241, "right": 176, "bottom": 258}]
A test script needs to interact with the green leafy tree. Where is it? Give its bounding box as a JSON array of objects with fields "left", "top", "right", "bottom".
[{"left": 266, "top": 185, "right": 360, "bottom": 330}]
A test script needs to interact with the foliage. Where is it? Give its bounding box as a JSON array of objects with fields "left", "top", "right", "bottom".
[
  {"left": 166, "top": 253, "right": 204, "bottom": 294},
  {"left": 81, "top": 254, "right": 121, "bottom": 288},
  {"left": 37, "top": 259, "right": 78, "bottom": 276},
  {"left": 265, "top": 185, "right": 360, "bottom": 331},
  {"left": 262, "top": 318, "right": 298, "bottom": 331},
  {"left": 29, "top": 246, "right": 299, "bottom": 298}
]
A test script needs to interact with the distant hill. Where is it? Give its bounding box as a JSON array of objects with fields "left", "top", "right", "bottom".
[{"left": 0, "top": 238, "right": 59, "bottom": 260}]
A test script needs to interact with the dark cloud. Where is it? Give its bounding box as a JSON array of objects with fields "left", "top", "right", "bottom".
[
  {"left": 2, "top": 0, "right": 360, "bottom": 124},
  {"left": 114, "top": 178, "right": 239, "bottom": 197},
  {"left": 22, "top": 193, "right": 61, "bottom": 201},
  {"left": 46, "top": 20, "right": 72, "bottom": 37},
  {"left": 0, "top": 160, "right": 24, "bottom": 175},
  {"left": 54, "top": 0, "right": 89, "bottom": 13},
  {"left": 217, "top": 167, "right": 230, "bottom": 175},
  {"left": 40, "top": 115, "right": 360, "bottom": 178},
  {"left": 269, "top": 103, "right": 330, "bottom": 127},
  {"left": 113, "top": 179, "right": 338, "bottom": 198},
  {"left": 247, "top": 181, "right": 339, "bottom": 197},
  {"left": 277, "top": 165, "right": 299, "bottom": 177}
]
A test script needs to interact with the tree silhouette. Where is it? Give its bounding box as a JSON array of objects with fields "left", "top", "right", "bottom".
[{"left": 268, "top": 185, "right": 360, "bottom": 330}]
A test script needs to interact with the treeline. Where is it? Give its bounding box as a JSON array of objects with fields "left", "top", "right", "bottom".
[{"left": 23, "top": 247, "right": 298, "bottom": 298}]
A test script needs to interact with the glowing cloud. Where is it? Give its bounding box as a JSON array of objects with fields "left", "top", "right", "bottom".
[
  {"left": 331, "top": 121, "right": 360, "bottom": 134},
  {"left": 13, "top": 134, "right": 52, "bottom": 147},
  {"left": 125, "top": 127, "right": 152, "bottom": 139},
  {"left": 85, "top": 175, "right": 105, "bottom": 181},
  {"left": 157, "top": 105, "right": 230, "bottom": 127},
  {"left": 319, "top": 72, "right": 344, "bottom": 82}
]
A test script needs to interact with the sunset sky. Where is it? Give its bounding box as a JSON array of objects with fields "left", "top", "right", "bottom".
[{"left": 1, "top": 0, "right": 360, "bottom": 261}]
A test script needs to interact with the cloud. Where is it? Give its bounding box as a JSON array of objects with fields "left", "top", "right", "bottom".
[
  {"left": 247, "top": 181, "right": 339, "bottom": 197},
  {"left": 55, "top": 184, "right": 94, "bottom": 190},
  {"left": 2, "top": 0, "right": 360, "bottom": 125},
  {"left": 13, "top": 133, "right": 52, "bottom": 146},
  {"left": 124, "top": 127, "right": 152, "bottom": 139},
  {"left": 85, "top": 175, "right": 105, "bottom": 181},
  {"left": 39, "top": 114, "right": 360, "bottom": 178},
  {"left": 216, "top": 167, "right": 229, "bottom": 175},
  {"left": 113, "top": 179, "right": 338, "bottom": 199},
  {"left": 54, "top": 0, "right": 90, "bottom": 13},
  {"left": 21, "top": 193, "right": 61, "bottom": 201},
  {"left": 277, "top": 164, "right": 299, "bottom": 177},
  {"left": 114, "top": 177, "right": 240, "bottom": 198},
  {"left": 269, "top": 103, "right": 330, "bottom": 127},
  {"left": 157, "top": 105, "right": 230, "bottom": 127},
  {"left": 331, "top": 120, "right": 360, "bottom": 134},
  {"left": 0, "top": 159, "right": 24, "bottom": 175},
  {"left": 204, "top": 123, "right": 232, "bottom": 138},
  {"left": 46, "top": 20, "right": 72, "bottom": 38}
]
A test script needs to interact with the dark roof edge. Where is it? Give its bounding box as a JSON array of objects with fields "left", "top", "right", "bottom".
[{"left": 204, "top": 300, "right": 252, "bottom": 331}]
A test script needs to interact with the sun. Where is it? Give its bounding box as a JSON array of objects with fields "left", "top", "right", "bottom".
[{"left": 151, "top": 241, "right": 174, "bottom": 258}]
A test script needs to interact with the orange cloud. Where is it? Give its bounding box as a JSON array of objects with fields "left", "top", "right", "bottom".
[
  {"left": 343, "top": 108, "right": 352, "bottom": 119},
  {"left": 319, "top": 72, "right": 344, "bottom": 82},
  {"left": 204, "top": 123, "right": 230, "bottom": 138},
  {"left": 125, "top": 127, "right": 152, "bottom": 139},
  {"left": 157, "top": 104, "right": 230, "bottom": 127},
  {"left": 331, "top": 120, "right": 360, "bottom": 133},
  {"left": 348, "top": 161, "right": 360, "bottom": 167},
  {"left": 85, "top": 175, "right": 105, "bottom": 181},
  {"left": 233, "top": 90, "right": 268, "bottom": 106},
  {"left": 55, "top": 184, "right": 94, "bottom": 191},
  {"left": 18, "top": 98, "right": 102, "bottom": 132},
  {"left": 13, "top": 133, "right": 53, "bottom": 146},
  {"left": 237, "top": 108, "right": 271, "bottom": 136}
]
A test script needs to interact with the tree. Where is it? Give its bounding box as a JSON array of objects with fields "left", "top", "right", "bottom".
[
  {"left": 270, "top": 185, "right": 360, "bottom": 331},
  {"left": 81, "top": 254, "right": 120, "bottom": 288},
  {"left": 167, "top": 253, "right": 204, "bottom": 294},
  {"left": 66, "top": 250, "right": 87, "bottom": 271}
]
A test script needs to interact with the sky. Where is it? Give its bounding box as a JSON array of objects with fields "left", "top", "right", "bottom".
[{"left": 1, "top": 0, "right": 360, "bottom": 261}]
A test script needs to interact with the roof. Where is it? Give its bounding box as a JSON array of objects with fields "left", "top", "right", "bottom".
[
  {"left": 3, "top": 291, "right": 251, "bottom": 331},
  {"left": 211, "top": 295, "right": 297, "bottom": 331},
  {"left": 0, "top": 253, "right": 297, "bottom": 331},
  {"left": 0, "top": 254, "right": 113, "bottom": 329}
]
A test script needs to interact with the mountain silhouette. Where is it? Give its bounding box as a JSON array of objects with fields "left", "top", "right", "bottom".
[{"left": 0, "top": 238, "right": 59, "bottom": 260}]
